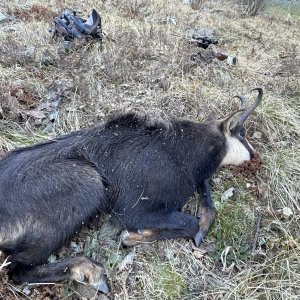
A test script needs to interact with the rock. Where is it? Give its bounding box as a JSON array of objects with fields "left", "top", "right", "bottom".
[
  {"left": 0, "top": 13, "right": 8, "bottom": 22},
  {"left": 57, "top": 41, "right": 75, "bottom": 56},
  {"left": 25, "top": 109, "right": 46, "bottom": 119},
  {"left": 22, "top": 286, "right": 31, "bottom": 296},
  {"left": 186, "top": 27, "right": 214, "bottom": 39},
  {"left": 227, "top": 55, "right": 237, "bottom": 65},
  {"left": 0, "top": 13, "right": 14, "bottom": 23},
  {"left": 2, "top": 25, "right": 17, "bottom": 32},
  {"left": 117, "top": 251, "right": 136, "bottom": 271},
  {"left": 252, "top": 132, "right": 262, "bottom": 139},
  {"left": 41, "top": 50, "right": 56, "bottom": 66},
  {"left": 74, "top": 282, "right": 109, "bottom": 300},
  {"left": 282, "top": 207, "right": 293, "bottom": 218},
  {"left": 168, "top": 17, "right": 177, "bottom": 25},
  {"left": 221, "top": 187, "right": 235, "bottom": 201},
  {"left": 48, "top": 111, "right": 58, "bottom": 122}
]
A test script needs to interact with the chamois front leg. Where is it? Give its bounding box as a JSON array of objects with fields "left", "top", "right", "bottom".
[
  {"left": 194, "top": 179, "right": 215, "bottom": 247},
  {"left": 119, "top": 211, "right": 199, "bottom": 246}
]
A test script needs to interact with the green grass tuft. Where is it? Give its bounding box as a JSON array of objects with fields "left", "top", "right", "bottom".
[{"left": 210, "top": 200, "right": 256, "bottom": 263}]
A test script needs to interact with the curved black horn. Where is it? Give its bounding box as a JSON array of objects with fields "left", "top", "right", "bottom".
[
  {"left": 239, "top": 88, "right": 263, "bottom": 124},
  {"left": 232, "top": 95, "right": 247, "bottom": 109}
]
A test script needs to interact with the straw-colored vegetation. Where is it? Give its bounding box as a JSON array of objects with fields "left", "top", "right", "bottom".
[{"left": 0, "top": 0, "right": 299, "bottom": 299}]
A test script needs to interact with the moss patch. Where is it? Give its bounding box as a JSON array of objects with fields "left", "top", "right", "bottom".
[
  {"left": 137, "top": 258, "right": 188, "bottom": 300},
  {"left": 209, "top": 200, "right": 256, "bottom": 263}
]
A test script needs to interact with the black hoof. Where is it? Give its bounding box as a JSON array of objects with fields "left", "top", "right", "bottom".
[{"left": 194, "top": 232, "right": 203, "bottom": 248}]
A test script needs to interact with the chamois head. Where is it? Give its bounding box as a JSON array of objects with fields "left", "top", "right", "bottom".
[{"left": 219, "top": 88, "right": 263, "bottom": 166}]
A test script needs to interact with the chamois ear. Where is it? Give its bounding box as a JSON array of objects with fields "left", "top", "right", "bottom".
[
  {"left": 205, "top": 112, "right": 218, "bottom": 124},
  {"left": 219, "top": 110, "right": 245, "bottom": 133}
]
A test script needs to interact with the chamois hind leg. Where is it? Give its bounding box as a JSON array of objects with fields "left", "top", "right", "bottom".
[
  {"left": 9, "top": 253, "right": 109, "bottom": 293},
  {"left": 4, "top": 160, "right": 111, "bottom": 292},
  {"left": 119, "top": 211, "right": 199, "bottom": 246},
  {"left": 194, "top": 179, "right": 215, "bottom": 247}
]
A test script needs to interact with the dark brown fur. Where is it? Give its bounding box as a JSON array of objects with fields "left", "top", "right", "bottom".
[{"left": 0, "top": 112, "right": 245, "bottom": 289}]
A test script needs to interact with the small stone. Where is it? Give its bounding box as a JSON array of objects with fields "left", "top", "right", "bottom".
[
  {"left": 48, "top": 111, "right": 58, "bottom": 122},
  {"left": 227, "top": 55, "right": 237, "bottom": 65},
  {"left": 57, "top": 41, "right": 74, "bottom": 55},
  {"left": 41, "top": 51, "right": 56, "bottom": 66},
  {"left": 117, "top": 251, "right": 136, "bottom": 271},
  {"left": 221, "top": 187, "right": 235, "bottom": 201},
  {"left": 0, "top": 13, "right": 8, "bottom": 22},
  {"left": 74, "top": 282, "right": 109, "bottom": 300},
  {"left": 252, "top": 132, "right": 262, "bottom": 139},
  {"left": 168, "top": 17, "right": 177, "bottom": 25},
  {"left": 0, "top": 13, "right": 14, "bottom": 23},
  {"left": 186, "top": 27, "right": 214, "bottom": 39},
  {"left": 282, "top": 207, "right": 293, "bottom": 218},
  {"left": 25, "top": 109, "right": 46, "bottom": 119},
  {"left": 22, "top": 286, "right": 31, "bottom": 296},
  {"left": 2, "top": 25, "right": 17, "bottom": 32}
]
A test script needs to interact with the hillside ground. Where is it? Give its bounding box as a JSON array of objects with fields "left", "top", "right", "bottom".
[{"left": 0, "top": 0, "right": 299, "bottom": 299}]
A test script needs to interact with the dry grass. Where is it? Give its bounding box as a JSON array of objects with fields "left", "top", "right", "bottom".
[{"left": 0, "top": 0, "right": 299, "bottom": 299}]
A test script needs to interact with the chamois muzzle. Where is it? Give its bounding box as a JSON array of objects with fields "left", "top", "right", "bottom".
[{"left": 238, "top": 88, "right": 263, "bottom": 125}]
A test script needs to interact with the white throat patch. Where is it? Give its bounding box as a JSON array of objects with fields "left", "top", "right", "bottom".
[{"left": 220, "top": 133, "right": 251, "bottom": 166}]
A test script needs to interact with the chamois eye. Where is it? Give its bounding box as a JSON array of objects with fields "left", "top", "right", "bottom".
[{"left": 239, "top": 130, "right": 246, "bottom": 138}]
